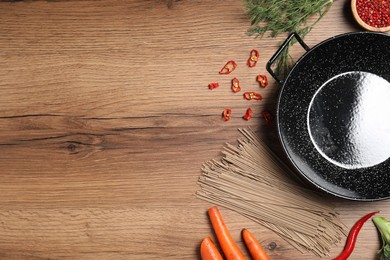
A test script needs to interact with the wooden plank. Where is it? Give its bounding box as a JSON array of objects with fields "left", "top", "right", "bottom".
[{"left": 0, "top": 0, "right": 384, "bottom": 259}]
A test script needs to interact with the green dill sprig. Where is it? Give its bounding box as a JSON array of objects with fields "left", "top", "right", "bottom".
[{"left": 245, "top": 0, "right": 333, "bottom": 79}]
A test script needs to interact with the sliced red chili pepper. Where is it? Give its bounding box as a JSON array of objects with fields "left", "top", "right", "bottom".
[
  {"left": 247, "top": 49, "right": 259, "bottom": 67},
  {"left": 219, "top": 60, "right": 237, "bottom": 75},
  {"left": 243, "top": 92, "right": 262, "bottom": 101},
  {"left": 222, "top": 109, "right": 232, "bottom": 121},
  {"left": 243, "top": 108, "right": 253, "bottom": 121},
  {"left": 261, "top": 111, "right": 273, "bottom": 125},
  {"left": 231, "top": 78, "right": 241, "bottom": 93},
  {"left": 257, "top": 74, "right": 268, "bottom": 88},
  {"left": 209, "top": 82, "right": 219, "bottom": 90},
  {"left": 333, "top": 211, "right": 378, "bottom": 260}
]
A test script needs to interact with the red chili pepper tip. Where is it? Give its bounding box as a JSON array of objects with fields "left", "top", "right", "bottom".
[
  {"left": 208, "top": 82, "right": 219, "bottom": 90},
  {"left": 333, "top": 211, "right": 379, "bottom": 260},
  {"left": 243, "top": 108, "right": 253, "bottom": 121},
  {"left": 219, "top": 60, "right": 237, "bottom": 75},
  {"left": 222, "top": 109, "right": 232, "bottom": 121}
]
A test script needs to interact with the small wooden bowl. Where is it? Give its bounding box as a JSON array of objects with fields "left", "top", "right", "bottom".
[{"left": 351, "top": 0, "right": 390, "bottom": 32}]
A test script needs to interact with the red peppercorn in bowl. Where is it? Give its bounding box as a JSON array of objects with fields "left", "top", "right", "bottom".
[{"left": 351, "top": 0, "right": 390, "bottom": 32}]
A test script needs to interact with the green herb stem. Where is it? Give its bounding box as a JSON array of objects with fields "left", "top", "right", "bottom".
[{"left": 245, "top": 0, "right": 333, "bottom": 79}]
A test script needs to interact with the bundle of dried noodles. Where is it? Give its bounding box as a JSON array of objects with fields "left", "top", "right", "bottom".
[{"left": 196, "top": 128, "right": 346, "bottom": 257}]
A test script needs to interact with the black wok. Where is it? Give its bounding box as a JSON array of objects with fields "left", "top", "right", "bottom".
[{"left": 267, "top": 32, "right": 390, "bottom": 201}]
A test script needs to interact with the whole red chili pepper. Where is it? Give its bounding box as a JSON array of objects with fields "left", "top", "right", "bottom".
[
  {"left": 222, "top": 109, "right": 232, "bottom": 121},
  {"left": 209, "top": 82, "right": 219, "bottom": 90},
  {"left": 219, "top": 60, "right": 237, "bottom": 75},
  {"left": 243, "top": 108, "right": 253, "bottom": 121},
  {"left": 257, "top": 74, "right": 268, "bottom": 88},
  {"left": 231, "top": 78, "right": 241, "bottom": 93},
  {"left": 243, "top": 92, "right": 262, "bottom": 101},
  {"left": 247, "top": 49, "right": 259, "bottom": 67},
  {"left": 333, "top": 211, "right": 379, "bottom": 260},
  {"left": 261, "top": 111, "right": 273, "bottom": 125}
]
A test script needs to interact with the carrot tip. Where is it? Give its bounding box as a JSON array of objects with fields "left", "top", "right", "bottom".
[
  {"left": 242, "top": 228, "right": 271, "bottom": 260},
  {"left": 200, "top": 236, "right": 223, "bottom": 260}
]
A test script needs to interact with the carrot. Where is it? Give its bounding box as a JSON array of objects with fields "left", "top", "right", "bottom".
[
  {"left": 208, "top": 206, "right": 246, "bottom": 260},
  {"left": 242, "top": 229, "right": 270, "bottom": 260},
  {"left": 200, "top": 236, "right": 223, "bottom": 260}
]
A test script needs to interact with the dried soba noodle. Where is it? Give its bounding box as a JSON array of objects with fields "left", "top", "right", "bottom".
[{"left": 196, "top": 128, "right": 346, "bottom": 257}]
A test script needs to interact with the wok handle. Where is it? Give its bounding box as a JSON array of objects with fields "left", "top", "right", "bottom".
[{"left": 266, "top": 32, "right": 310, "bottom": 84}]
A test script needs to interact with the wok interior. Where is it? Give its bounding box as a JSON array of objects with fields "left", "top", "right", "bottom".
[{"left": 307, "top": 71, "right": 390, "bottom": 169}]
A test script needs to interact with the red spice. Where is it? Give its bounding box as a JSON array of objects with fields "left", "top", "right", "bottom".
[
  {"left": 209, "top": 82, "right": 219, "bottom": 90},
  {"left": 219, "top": 60, "right": 237, "bottom": 74},
  {"left": 243, "top": 108, "right": 253, "bottom": 121},
  {"left": 222, "top": 109, "right": 232, "bottom": 121},
  {"left": 261, "top": 111, "right": 273, "bottom": 125},
  {"left": 247, "top": 49, "right": 259, "bottom": 67},
  {"left": 231, "top": 78, "right": 241, "bottom": 93},
  {"left": 257, "top": 74, "right": 268, "bottom": 88},
  {"left": 356, "top": 0, "right": 390, "bottom": 28},
  {"left": 243, "top": 92, "right": 262, "bottom": 101}
]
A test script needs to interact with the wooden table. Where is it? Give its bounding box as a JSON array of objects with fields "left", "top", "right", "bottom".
[{"left": 0, "top": 0, "right": 387, "bottom": 259}]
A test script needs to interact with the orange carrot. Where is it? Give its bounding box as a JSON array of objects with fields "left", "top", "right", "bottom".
[
  {"left": 200, "top": 236, "right": 223, "bottom": 260},
  {"left": 208, "top": 206, "right": 246, "bottom": 260},
  {"left": 242, "top": 229, "right": 270, "bottom": 260}
]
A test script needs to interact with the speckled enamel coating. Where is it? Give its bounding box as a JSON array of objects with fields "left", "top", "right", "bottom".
[{"left": 277, "top": 32, "right": 390, "bottom": 201}]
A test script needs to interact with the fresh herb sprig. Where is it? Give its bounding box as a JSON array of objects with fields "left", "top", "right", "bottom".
[{"left": 245, "top": 0, "right": 333, "bottom": 79}]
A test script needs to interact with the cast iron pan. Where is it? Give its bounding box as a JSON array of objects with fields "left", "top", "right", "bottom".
[{"left": 267, "top": 32, "right": 390, "bottom": 201}]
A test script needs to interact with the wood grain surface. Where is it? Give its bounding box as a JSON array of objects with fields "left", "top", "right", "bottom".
[{"left": 0, "top": 0, "right": 387, "bottom": 259}]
